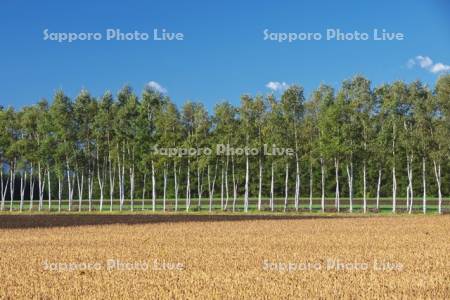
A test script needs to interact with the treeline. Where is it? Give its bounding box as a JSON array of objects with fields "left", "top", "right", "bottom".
[{"left": 0, "top": 75, "right": 449, "bottom": 213}]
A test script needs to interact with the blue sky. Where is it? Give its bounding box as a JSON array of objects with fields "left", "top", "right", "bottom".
[{"left": 0, "top": 0, "right": 449, "bottom": 110}]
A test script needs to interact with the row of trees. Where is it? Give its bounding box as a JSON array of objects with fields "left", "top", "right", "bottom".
[{"left": 0, "top": 75, "right": 449, "bottom": 213}]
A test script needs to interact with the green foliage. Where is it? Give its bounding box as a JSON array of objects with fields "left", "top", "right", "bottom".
[{"left": 0, "top": 75, "right": 450, "bottom": 204}]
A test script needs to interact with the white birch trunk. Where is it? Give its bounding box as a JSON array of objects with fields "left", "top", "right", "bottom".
[
  {"left": 121, "top": 153, "right": 125, "bottom": 208},
  {"left": 142, "top": 173, "right": 146, "bottom": 210},
  {"left": 97, "top": 152, "right": 105, "bottom": 211},
  {"left": 284, "top": 163, "right": 289, "bottom": 212},
  {"left": 422, "top": 157, "right": 426, "bottom": 214},
  {"left": 334, "top": 158, "right": 340, "bottom": 212},
  {"left": 108, "top": 153, "right": 115, "bottom": 211},
  {"left": 392, "top": 125, "right": 396, "bottom": 213},
  {"left": 295, "top": 155, "right": 300, "bottom": 211},
  {"left": 98, "top": 166, "right": 105, "bottom": 211},
  {"left": 173, "top": 162, "right": 178, "bottom": 211},
  {"left": 38, "top": 163, "right": 45, "bottom": 211},
  {"left": 294, "top": 129, "right": 300, "bottom": 211},
  {"left": 186, "top": 159, "right": 190, "bottom": 211},
  {"left": 363, "top": 161, "right": 367, "bottom": 213},
  {"left": 1, "top": 168, "right": 8, "bottom": 211},
  {"left": 58, "top": 175, "right": 62, "bottom": 212},
  {"left": 232, "top": 156, "right": 237, "bottom": 212},
  {"left": 117, "top": 148, "right": 125, "bottom": 211},
  {"left": 10, "top": 159, "right": 16, "bottom": 211},
  {"left": 258, "top": 158, "right": 262, "bottom": 211},
  {"left": 1, "top": 167, "right": 4, "bottom": 211},
  {"left": 197, "top": 165, "right": 203, "bottom": 209},
  {"left": 1, "top": 178, "right": 9, "bottom": 211},
  {"left": 407, "top": 155, "right": 414, "bottom": 214},
  {"left": 376, "top": 169, "right": 382, "bottom": 210},
  {"left": 66, "top": 160, "right": 73, "bottom": 211},
  {"left": 309, "top": 162, "right": 313, "bottom": 212},
  {"left": 224, "top": 156, "right": 229, "bottom": 210},
  {"left": 220, "top": 165, "right": 224, "bottom": 210},
  {"left": 270, "top": 162, "right": 274, "bottom": 211},
  {"left": 152, "top": 160, "right": 156, "bottom": 212},
  {"left": 346, "top": 162, "right": 353, "bottom": 213},
  {"left": 177, "top": 164, "right": 181, "bottom": 210},
  {"left": 163, "top": 165, "right": 167, "bottom": 211},
  {"left": 321, "top": 157, "right": 325, "bottom": 213},
  {"left": 433, "top": 160, "right": 442, "bottom": 214},
  {"left": 77, "top": 172, "right": 84, "bottom": 212},
  {"left": 130, "top": 165, "right": 135, "bottom": 211},
  {"left": 392, "top": 166, "right": 397, "bottom": 213},
  {"left": 19, "top": 171, "right": 26, "bottom": 211},
  {"left": 244, "top": 155, "right": 249, "bottom": 212},
  {"left": 29, "top": 164, "right": 35, "bottom": 210},
  {"left": 406, "top": 157, "right": 410, "bottom": 212},
  {"left": 87, "top": 170, "right": 93, "bottom": 212},
  {"left": 207, "top": 165, "right": 211, "bottom": 212},
  {"left": 47, "top": 168, "right": 52, "bottom": 211},
  {"left": 117, "top": 154, "right": 123, "bottom": 211},
  {"left": 208, "top": 162, "right": 218, "bottom": 212}
]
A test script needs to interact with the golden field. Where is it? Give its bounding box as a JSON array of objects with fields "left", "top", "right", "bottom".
[{"left": 0, "top": 214, "right": 449, "bottom": 299}]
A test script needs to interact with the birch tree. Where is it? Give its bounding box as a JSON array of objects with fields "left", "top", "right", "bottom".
[{"left": 281, "top": 86, "right": 304, "bottom": 211}]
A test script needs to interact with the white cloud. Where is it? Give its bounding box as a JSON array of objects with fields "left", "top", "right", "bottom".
[
  {"left": 406, "top": 58, "right": 415, "bottom": 68},
  {"left": 146, "top": 81, "right": 167, "bottom": 94},
  {"left": 430, "top": 63, "right": 450, "bottom": 74},
  {"left": 416, "top": 55, "right": 433, "bottom": 68},
  {"left": 266, "top": 81, "right": 289, "bottom": 92},
  {"left": 408, "top": 56, "right": 450, "bottom": 74}
]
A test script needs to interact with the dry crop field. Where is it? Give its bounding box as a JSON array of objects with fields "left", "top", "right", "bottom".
[{"left": 0, "top": 213, "right": 449, "bottom": 299}]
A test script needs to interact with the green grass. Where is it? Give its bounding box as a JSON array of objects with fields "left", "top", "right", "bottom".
[{"left": 0, "top": 197, "right": 447, "bottom": 214}]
